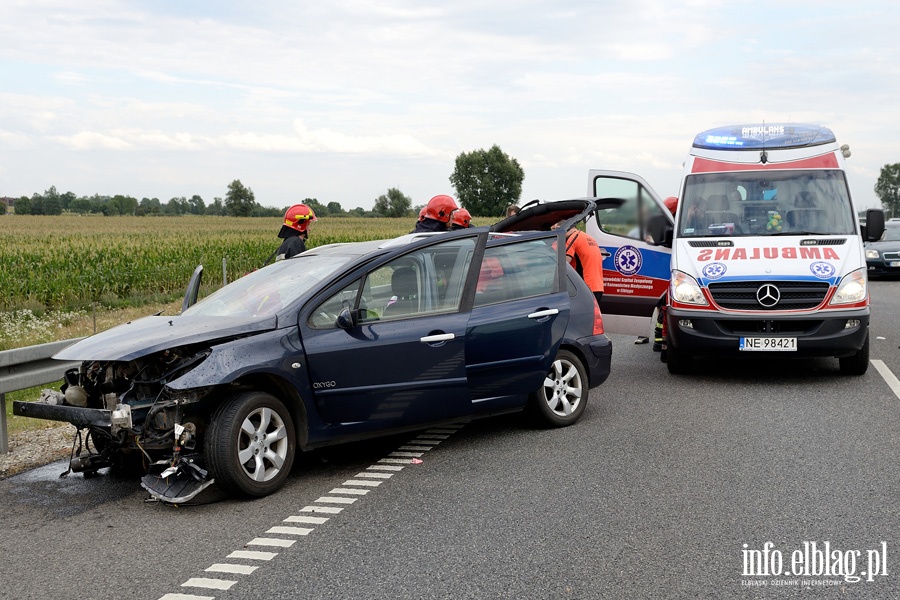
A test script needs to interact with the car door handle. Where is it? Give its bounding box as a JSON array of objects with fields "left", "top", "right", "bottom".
[
  {"left": 420, "top": 333, "right": 455, "bottom": 343},
  {"left": 527, "top": 308, "right": 559, "bottom": 319},
  {"left": 600, "top": 249, "right": 611, "bottom": 258}
]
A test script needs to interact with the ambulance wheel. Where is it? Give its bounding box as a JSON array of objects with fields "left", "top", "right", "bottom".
[
  {"left": 839, "top": 334, "right": 869, "bottom": 376},
  {"left": 666, "top": 344, "right": 693, "bottom": 375},
  {"left": 206, "top": 391, "right": 296, "bottom": 498},
  {"left": 528, "top": 350, "right": 588, "bottom": 427}
]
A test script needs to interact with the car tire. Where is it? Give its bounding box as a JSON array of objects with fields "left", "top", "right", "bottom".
[
  {"left": 839, "top": 333, "right": 869, "bottom": 376},
  {"left": 206, "top": 391, "right": 296, "bottom": 498},
  {"left": 528, "top": 350, "right": 588, "bottom": 427},
  {"left": 666, "top": 343, "right": 692, "bottom": 375}
]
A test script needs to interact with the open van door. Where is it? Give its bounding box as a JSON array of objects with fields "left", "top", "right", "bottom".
[{"left": 585, "top": 171, "right": 674, "bottom": 336}]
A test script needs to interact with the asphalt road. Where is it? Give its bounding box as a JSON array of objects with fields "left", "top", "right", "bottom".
[{"left": 1, "top": 279, "right": 899, "bottom": 600}]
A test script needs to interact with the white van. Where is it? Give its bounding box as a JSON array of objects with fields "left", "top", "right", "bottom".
[{"left": 586, "top": 123, "right": 885, "bottom": 375}]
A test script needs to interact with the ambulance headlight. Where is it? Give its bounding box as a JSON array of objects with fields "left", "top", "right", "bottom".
[
  {"left": 865, "top": 249, "right": 880, "bottom": 259},
  {"left": 830, "top": 268, "right": 867, "bottom": 305},
  {"left": 670, "top": 270, "right": 708, "bottom": 306}
]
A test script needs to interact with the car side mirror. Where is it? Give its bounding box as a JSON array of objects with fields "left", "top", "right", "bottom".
[
  {"left": 646, "top": 214, "right": 673, "bottom": 247},
  {"left": 336, "top": 307, "right": 355, "bottom": 330},
  {"left": 864, "top": 208, "right": 885, "bottom": 242}
]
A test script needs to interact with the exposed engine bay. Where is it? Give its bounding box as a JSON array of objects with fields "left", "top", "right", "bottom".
[{"left": 25, "top": 345, "right": 217, "bottom": 503}]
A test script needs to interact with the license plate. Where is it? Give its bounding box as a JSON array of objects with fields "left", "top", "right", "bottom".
[
  {"left": 890, "top": 261, "right": 900, "bottom": 267},
  {"left": 739, "top": 337, "right": 797, "bottom": 351}
]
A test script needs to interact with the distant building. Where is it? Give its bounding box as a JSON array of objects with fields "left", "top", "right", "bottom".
[{"left": 0, "top": 197, "right": 14, "bottom": 208}]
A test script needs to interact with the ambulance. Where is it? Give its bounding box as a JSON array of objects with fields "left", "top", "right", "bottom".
[{"left": 586, "top": 123, "right": 885, "bottom": 375}]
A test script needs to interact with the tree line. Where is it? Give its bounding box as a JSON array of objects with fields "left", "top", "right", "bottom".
[
  {"left": 1, "top": 144, "right": 526, "bottom": 219},
  {"left": 875, "top": 163, "right": 900, "bottom": 220}
]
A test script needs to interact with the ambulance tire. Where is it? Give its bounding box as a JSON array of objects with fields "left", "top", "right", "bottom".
[
  {"left": 839, "top": 334, "right": 869, "bottom": 376},
  {"left": 666, "top": 344, "right": 693, "bottom": 375}
]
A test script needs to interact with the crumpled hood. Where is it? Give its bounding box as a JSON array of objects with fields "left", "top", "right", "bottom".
[
  {"left": 676, "top": 236, "right": 861, "bottom": 287},
  {"left": 54, "top": 314, "right": 279, "bottom": 362}
]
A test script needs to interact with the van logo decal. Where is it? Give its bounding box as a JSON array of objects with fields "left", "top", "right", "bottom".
[
  {"left": 756, "top": 284, "right": 781, "bottom": 308},
  {"left": 810, "top": 261, "right": 835, "bottom": 279},
  {"left": 614, "top": 245, "right": 642, "bottom": 276},
  {"left": 702, "top": 263, "right": 727, "bottom": 280},
  {"left": 313, "top": 381, "right": 337, "bottom": 389}
]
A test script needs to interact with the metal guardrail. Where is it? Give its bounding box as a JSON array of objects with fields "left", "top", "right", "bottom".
[{"left": 0, "top": 338, "right": 84, "bottom": 454}]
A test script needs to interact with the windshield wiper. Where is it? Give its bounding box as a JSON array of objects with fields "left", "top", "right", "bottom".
[{"left": 768, "top": 230, "right": 824, "bottom": 236}]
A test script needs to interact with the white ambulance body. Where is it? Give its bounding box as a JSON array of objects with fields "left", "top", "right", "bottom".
[{"left": 586, "top": 123, "right": 885, "bottom": 375}]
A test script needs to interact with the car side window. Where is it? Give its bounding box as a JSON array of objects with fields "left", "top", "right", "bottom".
[
  {"left": 361, "top": 237, "right": 476, "bottom": 322},
  {"left": 474, "top": 239, "right": 558, "bottom": 308},
  {"left": 308, "top": 279, "right": 361, "bottom": 328}
]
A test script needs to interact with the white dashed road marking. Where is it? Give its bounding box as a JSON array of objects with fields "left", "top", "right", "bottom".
[
  {"left": 226, "top": 550, "right": 278, "bottom": 561},
  {"left": 315, "top": 495, "right": 357, "bottom": 504},
  {"left": 872, "top": 359, "right": 900, "bottom": 399},
  {"left": 284, "top": 515, "right": 329, "bottom": 524},
  {"left": 182, "top": 578, "right": 237, "bottom": 591},
  {"left": 156, "top": 422, "right": 467, "bottom": 599},
  {"left": 300, "top": 505, "right": 343, "bottom": 513},
  {"left": 206, "top": 564, "right": 258, "bottom": 575}
]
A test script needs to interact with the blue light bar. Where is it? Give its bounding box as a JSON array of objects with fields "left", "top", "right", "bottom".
[{"left": 692, "top": 123, "right": 836, "bottom": 150}]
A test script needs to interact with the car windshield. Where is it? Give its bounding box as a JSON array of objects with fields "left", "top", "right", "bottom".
[
  {"left": 882, "top": 226, "right": 900, "bottom": 242},
  {"left": 183, "top": 252, "right": 362, "bottom": 319},
  {"left": 679, "top": 170, "right": 855, "bottom": 237}
]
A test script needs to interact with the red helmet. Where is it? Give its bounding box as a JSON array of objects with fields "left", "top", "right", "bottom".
[
  {"left": 450, "top": 207, "right": 471, "bottom": 229},
  {"left": 423, "top": 194, "right": 458, "bottom": 223},
  {"left": 283, "top": 203, "right": 317, "bottom": 233},
  {"left": 418, "top": 206, "right": 427, "bottom": 222},
  {"left": 663, "top": 196, "right": 678, "bottom": 215}
]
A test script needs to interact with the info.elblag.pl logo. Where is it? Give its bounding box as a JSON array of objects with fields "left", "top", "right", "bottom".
[{"left": 741, "top": 541, "right": 888, "bottom": 586}]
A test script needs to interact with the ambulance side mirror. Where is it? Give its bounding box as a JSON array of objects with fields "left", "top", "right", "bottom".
[
  {"left": 646, "top": 214, "right": 673, "bottom": 248},
  {"left": 864, "top": 209, "right": 885, "bottom": 242}
]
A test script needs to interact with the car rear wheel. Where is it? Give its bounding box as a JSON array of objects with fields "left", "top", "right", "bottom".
[
  {"left": 529, "top": 350, "right": 587, "bottom": 427},
  {"left": 839, "top": 333, "right": 869, "bottom": 376},
  {"left": 206, "top": 391, "right": 296, "bottom": 498}
]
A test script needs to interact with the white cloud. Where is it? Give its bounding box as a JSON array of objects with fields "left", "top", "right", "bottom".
[{"left": 57, "top": 131, "right": 132, "bottom": 150}]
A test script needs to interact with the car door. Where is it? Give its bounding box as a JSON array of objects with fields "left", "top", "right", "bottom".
[
  {"left": 463, "top": 233, "right": 570, "bottom": 413},
  {"left": 299, "top": 235, "right": 479, "bottom": 431},
  {"left": 586, "top": 170, "right": 674, "bottom": 336}
]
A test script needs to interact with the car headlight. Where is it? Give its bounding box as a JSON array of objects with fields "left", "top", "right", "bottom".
[
  {"left": 830, "top": 268, "right": 867, "bottom": 305},
  {"left": 865, "top": 249, "right": 880, "bottom": 259},
  {"left": 670, "top": 270, "right": 708, "bottom": 306}
]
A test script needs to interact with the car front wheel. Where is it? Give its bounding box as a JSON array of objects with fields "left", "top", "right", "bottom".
[
  {"left": 529, "top": 350, "right": 588, "bottom": 427},
  {"left": 206, "top": 391, "right": 296, "bottom": 498}
]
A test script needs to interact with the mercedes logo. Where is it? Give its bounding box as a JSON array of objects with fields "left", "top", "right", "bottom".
[{"left": 756, "top": 284, "right": 781, "bottom": 308}]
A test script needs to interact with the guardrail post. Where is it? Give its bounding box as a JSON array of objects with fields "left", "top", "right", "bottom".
[{"left": 0, "top": 392, "right": 7, "bottom": 454}]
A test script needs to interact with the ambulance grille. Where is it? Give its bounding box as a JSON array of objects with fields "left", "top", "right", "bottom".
[{"left": 707, "top": 281, "right": 830, "bottom": 310}]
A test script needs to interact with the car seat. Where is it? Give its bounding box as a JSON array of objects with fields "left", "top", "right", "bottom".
[
  {"left": 786, "top": 192, "right": 828, "bottom": 231},
  {"left": 382, "top": 267, "right": 418, "bottom": 318},
  {"left": 705, "top": 194, "right": 742, "bottom": 233}
]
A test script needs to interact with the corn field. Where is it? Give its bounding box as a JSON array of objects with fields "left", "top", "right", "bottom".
[{"left": 0, "top": 215, "right": 413, "bottom": 312}]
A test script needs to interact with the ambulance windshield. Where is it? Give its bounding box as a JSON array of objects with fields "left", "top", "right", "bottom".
[{"left": 678, "top": 170, "right": 855, "bottom": 238}]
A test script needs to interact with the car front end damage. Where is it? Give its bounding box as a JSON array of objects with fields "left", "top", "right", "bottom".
[{"left": 14, "top": 342, "right": 221, "bottom": 502}]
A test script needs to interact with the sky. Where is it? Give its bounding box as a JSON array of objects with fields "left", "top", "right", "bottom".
[{"left": 1, "top": 0, "right": 898, "bottom": 212}]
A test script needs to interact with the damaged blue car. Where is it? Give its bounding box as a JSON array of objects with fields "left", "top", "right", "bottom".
[{"left": 14, "top": 199, "right": 615, "bottom": 502}]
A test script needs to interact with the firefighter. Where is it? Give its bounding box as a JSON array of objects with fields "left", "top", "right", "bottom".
[
  {"left": 653, "top": 196, "right": 679, "bottom": 353},
  {"left": 554, "top": 221, "right": 604, "bottom": 307},
  {"left": 413, "top": 195, "right": 458, "bottom": 233},
  {"left": 273, "top": 203, "right": 316, "bottom": 262},
  {"left": 450, "top": 207, "right": 472, "bottom": 230}
]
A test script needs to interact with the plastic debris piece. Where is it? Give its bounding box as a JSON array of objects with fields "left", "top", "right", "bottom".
[
  {"left": 876, "top": 336, "right": 886, "bottom": 340},
  {"left": 411, "top": 458, "right": 423, "bottom": 465}
]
